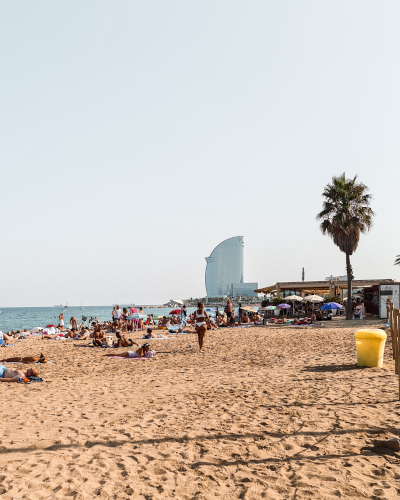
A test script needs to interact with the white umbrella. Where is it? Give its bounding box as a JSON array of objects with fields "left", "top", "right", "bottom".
[
  {"left": 284, "top": 295, "right": 303, "bottom": 316},
  {"left": 303, "top": 294, "right": 323, "bottom": 314},
  {"left": 303, "top": 295, "right": 323, "bottom": 302},
  {"left": 126, "top": 313, "right": 148, "bottom": 320}
]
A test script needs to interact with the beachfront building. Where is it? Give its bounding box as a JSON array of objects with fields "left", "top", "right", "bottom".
[
  {"left": 205, "top": 236, "right": 258, "bottom": 297},
  {"left": 254, "top": 278, "right": 397, "bottom": 300},
  {"left": 233, "top": 282, "right": 259, "bottom": 298}
]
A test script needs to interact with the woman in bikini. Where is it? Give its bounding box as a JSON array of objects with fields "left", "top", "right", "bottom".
[
  {"left": 193, "top": 302, "right": 210, "bottom": 351},
  {"left": 104, "top": 343, "right": 151, "bottom": 358}
]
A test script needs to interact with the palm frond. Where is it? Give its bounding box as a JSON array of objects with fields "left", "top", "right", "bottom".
[{"left": 317, "top": 172, "right": 374, "bottom": 256}]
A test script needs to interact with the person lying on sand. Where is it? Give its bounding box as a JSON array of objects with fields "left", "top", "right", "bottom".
[
  {"left": 104, "top": 343, "right": 151, "bottom": 358},
  {"left": 0, "top": 353, "right": 47, "bottom": 364},
  {"left": 74, "top": 328, "right": 90, "bottom": 340},
  {"left": 113, "top": 331, "right": 139, "bottom": 348},
  {"left": 143, "top": 328, "right": 157, "bottom": 339},
  {"left": 0, "top": 364, "right": 39, "bottom": 382},
  {"left": 2, "top": 332, "right": 12, "bottom": 342}
]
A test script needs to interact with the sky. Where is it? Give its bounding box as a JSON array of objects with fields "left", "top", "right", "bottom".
[{"left": 1, "top": 0, "right": 400, "bottom": 307}]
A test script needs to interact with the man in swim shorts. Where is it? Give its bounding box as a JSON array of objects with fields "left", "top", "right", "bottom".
[{"left": 0, "top": 364, "right": 38, "bottom": 383}]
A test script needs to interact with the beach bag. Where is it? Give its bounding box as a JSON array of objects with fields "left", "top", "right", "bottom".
[{"left": 147, "top": 350, "right": 157, "bottom": 358}]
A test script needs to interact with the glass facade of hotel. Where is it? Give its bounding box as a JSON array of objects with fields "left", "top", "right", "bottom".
[{"left": 205, "top": 236, "right": 244, "bottom": 297}]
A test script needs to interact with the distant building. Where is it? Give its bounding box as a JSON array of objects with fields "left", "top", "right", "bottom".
[
  {"left": 205, "top": 236, "right": 258, "bottom": 297},
  {"left": 233, "top": 282, "right": 259, "bottom": 298}
]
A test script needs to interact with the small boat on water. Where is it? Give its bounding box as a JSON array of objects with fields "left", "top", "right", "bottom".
[{"left": 81, "top": 299, "right": 84, "bottom": 311}]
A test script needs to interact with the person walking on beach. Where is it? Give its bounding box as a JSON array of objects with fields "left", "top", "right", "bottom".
[
  {"left": 59, "top": 313, "right": 64, "bottom": 328},
  {"left": 193, "top": 302, "right": 211, "bottom": 352}
]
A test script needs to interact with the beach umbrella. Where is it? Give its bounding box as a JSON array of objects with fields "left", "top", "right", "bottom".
[
  {"left": 241, "top": 306, "right": 256, "bottom": 312},
  {"left": 46, "top": 324, "right": 57, "bottom": 328},
  {"left": 284, "top": 295, "right": 303, "bottom": 315},
  {"left": 284, "top": 295, "right": 303, "bottom": 301},
  {"left": 264, "top": 306, "right": 277, "bottom": 310},
  {"left": 170, "top": 309, "right": 181, "bottom": 315},
  {"left": 277, "top": 303, "right": 291, "bottom": 316},
  {"left": 303, "top": 294, "right": 323, "bottom": 313},
  {"left": 303, "top": 295, "right": 323, "bottom": 302},
  {"left": 320, "top": 302, "right": 343, "bottom": 310},
  {"left": 126, "top": 313, "right": 148, "bottom": 320}
]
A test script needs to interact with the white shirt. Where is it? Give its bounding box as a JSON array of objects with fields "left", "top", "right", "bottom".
[{"left": 114, "top": 309, "right": 122, "bottom": 319}]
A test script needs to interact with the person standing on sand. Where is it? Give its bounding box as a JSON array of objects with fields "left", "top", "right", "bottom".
[
  {"left": 193, "top": 302, "right": 211, "bottom": 351},
  {"left": 59, "top": 313, "right": 64, "bottom": 328},
  {"left": 226, "top": 300, "right": 233, "bottom": 320},
  {"left": 180, "top": 305, "right": 187, "bottom": 326},
  {"left": 139, "top": 307, "right": 145, "bottom": 331},
  {"left": 114, "top": 305, "right": 122, "bottom": 324},
  {"left": 70, "top": 316, "right": 77, "bottom": 331}
]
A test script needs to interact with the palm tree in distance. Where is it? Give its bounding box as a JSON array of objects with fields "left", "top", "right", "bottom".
[
  {"left": 316, "top": 173, "right": 374, "bottom": 320},
  {"left": 394, "top": 256, "right": 400, "bottom": 266}
]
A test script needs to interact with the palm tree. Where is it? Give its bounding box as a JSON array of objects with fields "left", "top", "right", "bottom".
[
  {"left": 316, "top": 173, "right": 374, "bottom": 320},
  {"left": 394, "top": 257, "right": 400, "bottom": 266}
]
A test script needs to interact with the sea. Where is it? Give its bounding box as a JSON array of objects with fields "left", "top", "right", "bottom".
[{"left": 0, "top": 306, "right": 201, "bottom": 333}]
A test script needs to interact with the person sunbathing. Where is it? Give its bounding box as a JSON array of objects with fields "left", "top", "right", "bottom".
[
  {"left": 143, "top": 328, "right": 157, "bottom": 339},
  {"left": 0, "top": 364, "right": 39, "bottom": 382},
  {"left": 160, "top": 316, "right": 169, "bottom": 327},
  {"left": 104, "top": 343, "right": 151, "bottom": 358},
  {"left": 92, "top": 328, "right": 107, "bottom": 346},
  {"left": 0, "top": 353, "right": 47, "bottom": 364},
  {"left": 113, "top": 331, "right": 138, "bottom": 348},
  {"left": 242, "top": 314, "right": 250, "bottom": 324},
  {"left": 2, "top": 332, "right": 12, "bottom": 342}
]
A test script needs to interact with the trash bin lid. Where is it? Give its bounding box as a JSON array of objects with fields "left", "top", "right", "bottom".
[{"left": 355, "top": 329, "right": 387, "bottom": 340}]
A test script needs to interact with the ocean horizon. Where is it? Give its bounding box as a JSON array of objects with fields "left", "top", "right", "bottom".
[{"left": 0, "top": 305, "right": 199, "bottom": 332}]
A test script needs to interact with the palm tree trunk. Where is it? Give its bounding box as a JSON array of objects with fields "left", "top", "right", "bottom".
[{"left": 345, "top": 253, "right": 353, "bottom": 320}]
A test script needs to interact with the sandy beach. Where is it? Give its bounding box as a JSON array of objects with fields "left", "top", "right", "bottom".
[{"left": 1, "top": 319, "right": 400, "bottom": 499}]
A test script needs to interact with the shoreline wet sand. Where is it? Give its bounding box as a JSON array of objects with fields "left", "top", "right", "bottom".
[{"left": 1, "top": 318, "right": 400, "bottom": 499}]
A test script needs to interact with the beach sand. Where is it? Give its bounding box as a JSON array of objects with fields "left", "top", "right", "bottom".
[{"left": 1, "top": 318, "right": 400, "bottom": 499}]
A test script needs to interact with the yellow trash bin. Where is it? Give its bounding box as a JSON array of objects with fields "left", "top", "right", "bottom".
[{"left": 355, "top": 329, "right": 387, "bottom": 368}]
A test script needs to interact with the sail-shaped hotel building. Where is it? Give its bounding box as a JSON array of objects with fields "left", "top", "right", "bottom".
[{"left": 205, "top": 236, "right": 258, "bottom": 298}]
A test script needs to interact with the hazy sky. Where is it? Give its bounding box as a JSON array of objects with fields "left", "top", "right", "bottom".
[{"left": 1, "top": 1, "right": 400, "bottom": 307}]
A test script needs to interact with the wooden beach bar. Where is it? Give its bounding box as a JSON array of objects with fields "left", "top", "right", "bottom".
[{"left": 255, "top": 278, "right": 396, "bottom": 301}]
